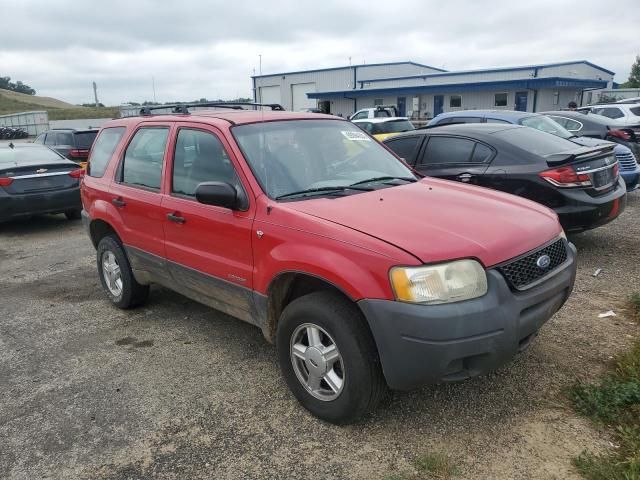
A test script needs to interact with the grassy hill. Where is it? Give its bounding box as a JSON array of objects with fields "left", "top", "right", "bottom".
[{"left": 0, "top": 89, "right": 119, "bottom": 120}]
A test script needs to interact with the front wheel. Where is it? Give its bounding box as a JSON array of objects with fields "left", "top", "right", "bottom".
[
  {"left": 96, "top": 235, "right": 149, "bottom": 309},
  {"left": 276, "top": 291, "right": 386, "bottom": 424}
]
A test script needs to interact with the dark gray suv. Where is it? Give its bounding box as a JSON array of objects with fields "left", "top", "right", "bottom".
[{"left": 34, "top": 128, "right": 98, "bottom": 166}]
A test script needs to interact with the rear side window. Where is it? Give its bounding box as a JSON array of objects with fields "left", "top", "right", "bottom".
[
  {"left": 44, "top": 133, "right": 56, "bottom": 146},
  {"left": 471, "top": 143, "right": 494, "bottom": 163},
  {"left": 385, "top": 136, "right": 422, "bottom": 164},
  {"left": 630, "top": 106, "right": 640, "bottom": 116},
  {"left": 88, "top": 127, "right": 126, "bottom": 178},
  {"left": 172, "top": 129, "right": 242, "bottom": 198},
  {"left": 121, "top": 128, "right": 168, "bottom": 190},
  {"left": 34, "top": 133, "right": 45, "bottom": 144},
  {"left": 74, "top": 131, "right": 98, "bottom": 148},
  {"left": 594, "top": 107, "right": 624, "bottom": 119},
  {"left": 420, "top": 136, "right": 475, "bottom": 164}
]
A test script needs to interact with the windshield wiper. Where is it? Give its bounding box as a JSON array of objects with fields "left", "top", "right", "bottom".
[
  {"left": 275, "top": 185, "right": 372, "bottom": 200},
  {"left": 349, "top": 176, "right": 417, "bottom": 187}
]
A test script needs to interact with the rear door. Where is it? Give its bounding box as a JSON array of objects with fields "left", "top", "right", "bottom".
[
  {"left": 161, "top": 124, "right": 256, "bottom": 323},
  {"left": 109, "top": 123, "right": 171, "bottom": 266},
  {"left": 414, "top": 135, "right": 491, "bottom": 184}
]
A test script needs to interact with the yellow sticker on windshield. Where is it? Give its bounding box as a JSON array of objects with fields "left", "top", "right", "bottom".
[{"left": 341, "top": 131, "right": 371, "bottom": 141}]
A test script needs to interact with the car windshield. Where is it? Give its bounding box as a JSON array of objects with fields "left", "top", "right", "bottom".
[
  {"left": 232, "top": 119, "right": 416, "bottom": 200},
  {"left": 371, "top": 120, "right": 415, "bottom": 135},
  {"left": 519, "top": 115, "right": 574, "bottom": 139},
  {"left": 0, "top": 146, "right": 64, "bottom": 166}
]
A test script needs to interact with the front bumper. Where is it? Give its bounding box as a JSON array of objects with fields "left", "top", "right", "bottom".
[
  {"left": 358, "top": 243, "right": 577, "bottom": 391},
  {"left": 621, "top": 168, "right": 640, "bottom": 192},
  {"left": 0, "top": 186, "right": 81, "bottom": 222}
]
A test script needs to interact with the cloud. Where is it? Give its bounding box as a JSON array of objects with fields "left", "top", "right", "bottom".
[{"left": 1, "top": 0, "right": 636, "bottom": 105}]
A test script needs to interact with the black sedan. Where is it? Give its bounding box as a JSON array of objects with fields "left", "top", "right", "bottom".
[
  {"left": 384, "top": 124, "right": 626, "bottom": 233},
  {"left": 542, "top": 110, "right": 640, "bottom": 158},
  {"left": 0, "top": 143, "right": 83, "bottom": 222}
]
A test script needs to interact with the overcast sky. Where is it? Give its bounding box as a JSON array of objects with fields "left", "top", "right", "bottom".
[{"left": 1, "top": 0, "right": 637, "bottom": 106}]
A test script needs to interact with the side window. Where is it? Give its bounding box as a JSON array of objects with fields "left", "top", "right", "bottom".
[
  {"left": 598, "top": 108, "right": 624, "bottom": 119},
  {"left": 121, "top": 127, "right": 168, "bottom": 189},
  {"left": 351, "top": 112, "right": 367, "bottom": 120},
  {"left": 564, "top": 119, "right": 583, "bottom": 132},
  {"left": 44, "top": 133, "right": 56, "bottom": 146},
  {"left": 420, "top": 136, "right": 475, "bottom": 165},
  {"left": 57, "top": 132, "right": 73, "bottom": 145},
  {"left": 385, "top": 136, "right": 422, "bottom": 164},
  {"left": 548, "top": 116, "right": 569, "bottom": 128},
  {"left": 486, "top": 118, "right": 511, "bottom": 124},
  {"left": 172, "top": 129, "right": 243, "bottom": 200},
  {"left": 88, "top": 127, "right": 126, "bottom": 178},
  {"left": 34, "top": 133, "right": 46, "bottom": 144},
  {"left": 471, "top": 143, "right": 494, "bottom": 163}
]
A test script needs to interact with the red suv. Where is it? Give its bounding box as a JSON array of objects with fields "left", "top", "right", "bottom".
[{"left": 81, "top": 104, "right": 577, "bottom": 424}]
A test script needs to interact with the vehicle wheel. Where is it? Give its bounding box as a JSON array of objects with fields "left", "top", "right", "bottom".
[
  {"left": 64, "top": 209, "right": 82, "bottom": 220},
  {"left": 276, "top": 291, "right": 386, "bottom": 424},
  {"left": 96, "top": 235, "right": 149, "bottom": 309}
]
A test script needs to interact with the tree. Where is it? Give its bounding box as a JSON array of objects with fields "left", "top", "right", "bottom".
[
  {"left": 0, "top": 76, "right": 36, "bottom": 95},
  {"left": 621, "top": 55, "right": 640, "bottom": 88}
]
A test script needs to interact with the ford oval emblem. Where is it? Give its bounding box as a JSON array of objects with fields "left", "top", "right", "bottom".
[{"left": 536, "top": 255, "right": 551, "bottom": 269}]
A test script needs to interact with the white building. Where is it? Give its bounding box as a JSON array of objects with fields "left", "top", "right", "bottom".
[{"left": 252, "top": 60, "right": 615, "bottom": 119}]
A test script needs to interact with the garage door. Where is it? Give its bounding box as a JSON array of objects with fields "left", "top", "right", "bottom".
[
  {"left": 292, "top": 83, "right": 317, "bottom": 111},
  {"left": 259, "top": 85, "right": 281, "bottom": 105}
]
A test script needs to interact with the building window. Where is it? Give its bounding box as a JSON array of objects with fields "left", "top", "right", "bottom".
[
  {"left": 373, "top": 99, "right": 383, "bottom": 106},
  {"left": 553, "top": 91, "right": 560, "bottom": 105},
  {"left": 449, "top": 95, "right": 462, "bottom": 108},
  {"left": 494, "top": 93, "right": 508, "bottom": 107}
]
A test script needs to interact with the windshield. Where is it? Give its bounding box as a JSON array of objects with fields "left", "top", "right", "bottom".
[
  {"left": 371, "top": 120, "right": 415, "bottom": 135},
  {"left": 232, "top": 119, "right": 416, "bottom": 200},
  {"left": 519, "top": 115, "right": 573, "bottom": 139}
]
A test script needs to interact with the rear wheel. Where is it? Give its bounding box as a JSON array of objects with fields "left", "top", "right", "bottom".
[
  {"left": 96, "top": 235, "right": 149, "bottom": 309},
  {"left": 64, "top": 209, "right": 81, "bottom": 220},
  {"left": 276, "top": 291, "right": 385, "bottom": 424}
]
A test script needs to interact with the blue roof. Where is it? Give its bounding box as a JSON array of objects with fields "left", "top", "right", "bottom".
[
  {"left": 251, "top": 61, "right": 447, "bottom": 78},
  {"left": 307, "top": 77, "right": 609, "bottom": 99},
  {"left": 355, "top": 60, "right": 615, "bottom": 85}
]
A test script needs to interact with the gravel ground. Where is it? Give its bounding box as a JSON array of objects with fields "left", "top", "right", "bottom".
[{"left": 1, "top": 193, "right": 638, "bottom": 480}]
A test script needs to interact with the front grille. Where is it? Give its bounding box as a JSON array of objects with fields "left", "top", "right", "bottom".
[
  {"left": 498, "top": 239, "right": 568, "bottom": 290},
  {"left": 616, "top": 151, "right": 638, "bottom": 172}
]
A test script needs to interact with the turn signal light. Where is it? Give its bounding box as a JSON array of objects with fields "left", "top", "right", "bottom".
[
  {"left": 539, "top": 166, "right": 592, "bottom": 188},
  {"left": 68, "top": 169, "right": 85, "bottom": 179},
  {"left": 0, "top": 176, "right": 13, "bottom": 186}
]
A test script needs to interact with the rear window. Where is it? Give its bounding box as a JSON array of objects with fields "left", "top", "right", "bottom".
[
  {"left": 371, "top": 120, "right": 415, "bottom": 135},
  {"left": 57, "top": 132, "right": 73, "bottom": 145},
  {"left": 0, "top": 146, "right": 64, "bottom": 166},
  {"left": 492, "top": 127, "right": 578, "bottom": 156},
  {"left": 87, "top": 127, "right": 126, "bottom": 178},
  {"left": 74, "top": 131, "right": 98, "bottom": 148},
  {"left": 630, "top": 106, "right": 640, "bottom": 116}
]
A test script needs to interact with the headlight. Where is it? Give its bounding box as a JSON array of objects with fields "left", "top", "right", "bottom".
[{"left": 390, "top": 260, "right": 488, "bottom": 304}]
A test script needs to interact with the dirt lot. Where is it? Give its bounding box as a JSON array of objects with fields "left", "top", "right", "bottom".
[{"left": 1, "top": 194, "right": 639, "bottom": 480}]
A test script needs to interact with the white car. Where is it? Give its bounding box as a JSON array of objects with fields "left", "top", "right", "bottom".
[
  {"left": 615, "top": 97, "right": 640, "bottom": 104},
  {"left": 582, "top": 103, "right": 640, "bottom": 126},
  {"left": 349, "top": 105, "right": 398, "bottom": 121}
]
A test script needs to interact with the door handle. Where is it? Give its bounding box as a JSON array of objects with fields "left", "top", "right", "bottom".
[
  {"left": 167, "top": 212, "right": 186, "bottom": 224},
  {"left": 111, "top": 197, "right": 126, "bottom": 207},
  {"left": 457, "top": 173, "right": 474, "bottom": 182}
]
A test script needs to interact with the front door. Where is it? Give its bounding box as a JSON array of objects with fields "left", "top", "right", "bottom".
[
  {"left": 397, "top": 97, "right": 406, "bottom": 117},
  {"left": 161, "top": 124, "right": 256, "bottom": 324},
  {"left": 515, "top": 91, "right": 528, "bottom": 112},
  {"left": 433, "top": 95, "right": 444, "bottom": 117}
]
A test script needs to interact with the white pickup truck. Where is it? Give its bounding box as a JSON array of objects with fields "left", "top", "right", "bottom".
[{"left": 349, "top": 105, "right": 398, "bottom": 121}]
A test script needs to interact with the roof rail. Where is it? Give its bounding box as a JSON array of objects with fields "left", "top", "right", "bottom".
[{"left": 139, "top": 102, "right": 285, "bottom": 116}]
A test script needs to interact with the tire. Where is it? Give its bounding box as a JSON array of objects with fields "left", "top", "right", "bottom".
[
  {"left": 96, "top": 235, "right": 149, "bottom": 309},
  {"left": 276, "top": 290, "right": 386, "bottom": 424},
  {"left": 64, "top": 209, "right": 82, "bottom": 220}
]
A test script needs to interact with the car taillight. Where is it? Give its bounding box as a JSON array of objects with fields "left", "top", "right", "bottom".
[
  {"left": 539, "top": 165, "right": 592, "bottom": 188},
  {"left": 69, "top": 149, "right": 89, "bottom": 158},
  {"left": 69, "top": 168, "right": 85, "bottom": 179},
  {"left": 0, "top": 176, "right": 13, "bottom": 186},
  {"left": 609, "top": 129, "right": 631, "bottom": 141}
]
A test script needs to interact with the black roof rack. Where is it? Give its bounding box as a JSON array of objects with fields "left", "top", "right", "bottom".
[{"left": 139, "top": 102, "right": 285, "bottom": 116}]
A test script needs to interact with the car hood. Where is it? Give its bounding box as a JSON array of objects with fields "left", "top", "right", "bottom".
[{"left": 284, "top": 178, "right": 562, "bottom": 267}]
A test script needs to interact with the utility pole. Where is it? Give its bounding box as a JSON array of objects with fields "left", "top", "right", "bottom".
[
  {"left": 152, "top": 76, "right": 156, "bottom": 103},
  {"left": 92, "top": 81, "right": 99, "bottom": 107}
]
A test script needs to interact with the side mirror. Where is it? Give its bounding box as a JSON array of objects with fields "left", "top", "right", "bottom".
[{"left": 195, "top": 182, "right": 238, "bottom": 209}]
